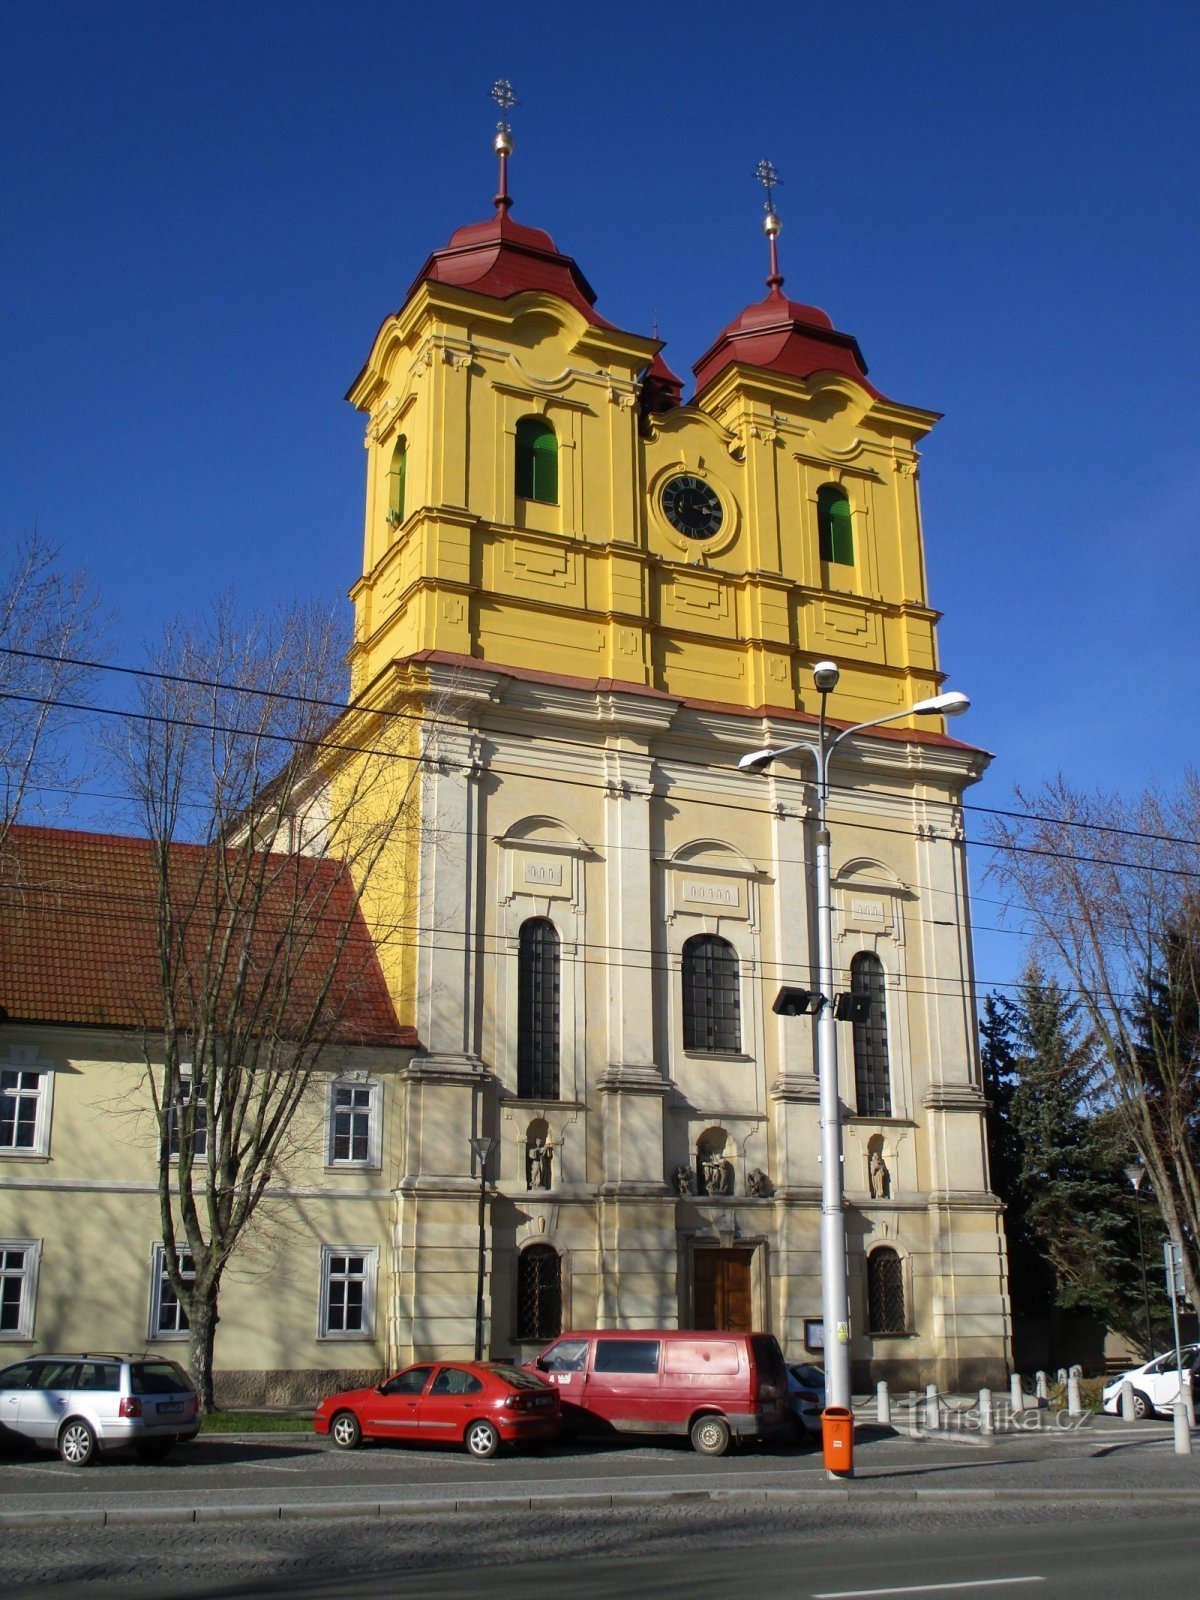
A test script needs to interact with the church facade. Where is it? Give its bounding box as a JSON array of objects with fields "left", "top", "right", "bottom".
[{"left": 333, "top": 145, "right": 1010, "bottom": 1392}]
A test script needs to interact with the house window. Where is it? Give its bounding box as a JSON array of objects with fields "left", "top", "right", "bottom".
[
  {"left": 516, "top": 1245, "right": 562, "bottom": 1341},
  {"left": 851, "top": 953, "right": 891, "bottom": 1116},
  {"left": 386, "top": 435, "right": 407, "bottom": 527},
  {"left": 0, "top": 1064, "right": 52, "bottom": 1157},
  {"left": 0, "top": 1241, "right": 41, "bottom": 1339},
  {"left": 319, "top": 1246, "right": 377, "bottom": 1339},
  {"left": 515, "top": 417, "right": 558, "bottom": 504},
  {"left": 149, "top": 1244, "right": 195, "bottom": 1339},
  {"left": 682, "top": 934, "right": 741, "bottom": 1053},
  {"left": 867, "top": 1246, "right": 906, "bottom": 1334},
  {"left": 817, "top": 484, "right": 854, "bottom": 565},
  {"left": 518, "top": 918, "right": 560, "bottom": 1099},
  {"left": 167, "top": 1070, "right": 207, "bottom": 1160},
  {"left": 327, "top": 1079, "right": 380, "bottom": 1168}
]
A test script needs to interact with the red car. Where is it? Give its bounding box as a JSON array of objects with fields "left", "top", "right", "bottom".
[{"left": 313, "top": 1361, "right": 561, "bottom": 1459}]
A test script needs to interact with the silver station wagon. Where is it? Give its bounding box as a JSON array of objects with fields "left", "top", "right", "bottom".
[{"left": 0, "top": 1353, "right": 201, "bottom": 1465}]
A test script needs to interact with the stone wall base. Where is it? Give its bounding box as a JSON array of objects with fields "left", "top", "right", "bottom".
[{"left": 212, "top": 1368, "right": 383, "bottom": 1409}]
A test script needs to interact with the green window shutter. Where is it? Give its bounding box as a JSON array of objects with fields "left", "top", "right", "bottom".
[
  {"left": 516, "top": 417, "right": 558, "bottom": 504},
  {"left": 388, "top": 436, "right": 407, "bottom": 526},
  {"left": 818, "top": 485, "right": 853, "bottom": 565}
]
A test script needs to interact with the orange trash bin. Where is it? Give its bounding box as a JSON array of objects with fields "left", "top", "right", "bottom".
[{"left": 821, "top": 1405, "right": 855, "bottom": 1476}]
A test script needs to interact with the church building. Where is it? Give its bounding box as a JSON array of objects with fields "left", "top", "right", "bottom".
[{"left": 335, "top": 108, "right": 1009, "bottom": 1393}]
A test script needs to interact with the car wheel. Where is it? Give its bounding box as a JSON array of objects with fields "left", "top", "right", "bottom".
[
  {"left": 330, "top": 1410, "right": 363, "bottom": 1450},
  {"left": 1131, "top": 1390, "right": 1153, "bottom": 1420},
  {"left": 690, "top": 1414, "right": 732, "bottom": 1456},
  {"left": 58, "top": 1419, "right": 98, "bottom": 1467},
  {"left": 134, "top": 1439, "right": 174, "bottom": 1464},
  {"left": 465, "top": 1419, "right": 500, "bottom": 1459}
]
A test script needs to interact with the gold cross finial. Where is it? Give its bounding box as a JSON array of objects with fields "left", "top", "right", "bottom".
[
  {"left": 755, "top": 159, "right": 784, "bottom": 290},
  {"left": 491, "top": 80, "right": 518, "bottom": 213}
]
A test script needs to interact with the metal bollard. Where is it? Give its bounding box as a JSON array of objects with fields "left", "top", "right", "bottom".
[
  {"left": 1035, "top": 1369, "right": 1048, "bottom": 1402},
  {"left": 924, "top": 1382, "right": 940, "bottom": 1431},
  {"left": 1010, "top": 1373, "right": 1024, "bottom": 1412},
  {"left": 1067, "top": 1373, "right": 1082, "bottom": 1416},
  {"left": 1187, "top": 1384, "right": 1196, "bottom": 1429},
  {"left": 876, "top": 1379, "right": 891, "bottom": 1426},
  {"left": 1175, "top": 1399, "right": 1193, "bottom": 1455},
  {"left": 978, "top": 1386, "right": 993, "bottom": 1435},
  {"left": 1121, "top": 1380, "right": 1136, "bottom": 1421}
]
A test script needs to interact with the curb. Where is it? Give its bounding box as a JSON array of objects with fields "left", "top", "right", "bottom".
[{"left": 3, "top": 1483, "right": 1200, "bottom": 1531}]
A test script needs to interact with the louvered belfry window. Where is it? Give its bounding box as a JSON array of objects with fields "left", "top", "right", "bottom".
[
  {"left": 851, "top": 952, "right": 892, "bottom": 1116},
  {"left": 682, "top": 934, "right": 741, "bottom": 1054},
  {"left": 518, "top": 918, "right": 560, "bottom": 1099},
  {"left": 868, "top": 1247, "right": 906, "bottom": 1334},
  {"left": 517, "top": 1244, "right": 562, "bottom": 1341}
]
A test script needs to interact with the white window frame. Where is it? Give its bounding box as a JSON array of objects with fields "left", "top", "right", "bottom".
[
  {"left": 318, "top": 1245, "right": 378, "bottom": 1341},
  {"left": 0, "top": 1047, "right": 54, "bottom": 1159},
  {"left": 325, "top": 1077, "right": 381, "bottom": 1170},
  {"left": 148, "top": 1243, "right": 196, "bottom": 1341},
  {"left": 167, "top": 1066, "right": 208, "bottom": 1161},
  {"left": 0, "top": 1239, "right": 42, "bottom": 1341}
]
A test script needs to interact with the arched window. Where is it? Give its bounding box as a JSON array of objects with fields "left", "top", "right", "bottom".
[
  {"left": 386, "top": 435, "right": 407, "bottom": 527},
  {"left": 518, "top": 918, "right": 560, "bottom": 1099},
  {"left": 817, "top": 484, "right": 853, "bottom": 565},
  {"left": 682, "top": 934, "right": 741, "bottom": 1054},
  {"left": 867, "top": 1246, "right": 906, "bottom": 1334},
  {"left": 851, "top": 952, "right": 891, "bottom": 1116},
  {"left": 515, "top": 417, "right": 558, "bottom": 504},
  {"left": 516, "top": 1244, "right": 562, "bottom": 1341}
]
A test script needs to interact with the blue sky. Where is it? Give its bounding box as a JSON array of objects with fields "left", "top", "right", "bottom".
[{"left": 3, "top": 1, "right": 1197, "bottom": 997}]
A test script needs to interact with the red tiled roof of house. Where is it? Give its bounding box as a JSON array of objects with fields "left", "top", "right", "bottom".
[{"left": 0, "top": 824, "right": 416, "bottom": 1048}]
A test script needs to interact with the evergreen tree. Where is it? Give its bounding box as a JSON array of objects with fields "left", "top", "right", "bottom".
[{"left": 980, "top": 992, "right": 1052, "bottom": 1315}]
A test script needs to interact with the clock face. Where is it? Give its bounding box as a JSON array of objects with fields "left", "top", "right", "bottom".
[{"left": 661, "top": 474, "right": 723, "bottom": 540}]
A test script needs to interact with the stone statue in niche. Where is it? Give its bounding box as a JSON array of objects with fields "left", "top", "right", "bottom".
[
  {"left": 869, "top": 1150, "right": 891, "bottom": 1199},
  {"left": 701, "top": 1152, "right": 733, "bottom": 1196},
  {"left": 672, "top": 1164, "right": 693, "bottom": 1196},
  {"left": 746, "top": 1168, "right": 774, "bottom": 1199},
  {"left": 527, "top": 1138, "right": 552, "bottom": 1191}
]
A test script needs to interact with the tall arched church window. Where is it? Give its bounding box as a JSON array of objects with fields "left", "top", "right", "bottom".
[
  {"left": 517, "top": 1244, "right": 562, "bottom": 1340},
  {"left": 817, "top": 484, "right": 853, "bottom": 565},
  {"left": 867, "top": 1246, "right": 906, "bottom": 1334},
  {"left": 386, "top": 436, "right": 407, "bottom": 527},
  {"left": 851, "top": 952, "right": 891, "bottom": 1116},
  {"left": 518, "top": 918, "right": 560, "bottom": 1099},
  {"left": 682, "top": 934, "right": 741, "bottom": 1054},
  {"left": 515, "top": 417, "right": 558, "bottom": 504}
]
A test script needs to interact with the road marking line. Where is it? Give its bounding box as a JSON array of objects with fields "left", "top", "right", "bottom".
[
  {"left": 238, "top": 1461, "right": 307, "bottom": 1472},
  {"left": 814, "top": 1580, "right": 1045, "bottom": 1598}
]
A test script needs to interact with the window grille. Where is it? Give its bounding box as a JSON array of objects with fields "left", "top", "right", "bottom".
[
  {"left": 515, "top": 417, "right": 558, "bottom": 503},
  {"left": 0, "top": 1070, "right": 43, "bottom": 1151},
  {"left": 817, "top": 484, "right": 854, "bottom": 565},
  {"left": 332, "top": 1083, "right": 373, "bottom": 1163},
  {"left": 867, "top": 1246, "right": 906, "bottom": 1334},
  {"left": 167, "top": 1071, "right": 208, "bottom": 1159},
  {"left": 682, "top": 935, "right": 741, "bottom": 1053},
  {"left": 851, "top": 953, "right": 891, "bottom": 1116},
  {"left": 151, "top": 1245, "right": 195, "bottom": 1337},
  {"left": 518, "top": 919, "right": 560, "bottom": 1099},
  {"left": 516, "top": 1244, "right": 562, "bottom": 1341},
  {"left": 321, "top": 1249, "right": 374, "bottom": 1337}
]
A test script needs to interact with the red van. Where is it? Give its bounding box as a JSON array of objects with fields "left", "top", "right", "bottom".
[{"left": 527, "top": 1329, "right": 789, "bottom": 1455}]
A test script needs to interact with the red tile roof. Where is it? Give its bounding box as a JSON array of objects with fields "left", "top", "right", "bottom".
[{"left": 0, "top": 825, "right": 416, "bottom": 1048}]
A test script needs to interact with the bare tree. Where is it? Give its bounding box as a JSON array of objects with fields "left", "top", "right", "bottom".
[
  {"left": 988, "top": 773, "right": 1200, "bottom": 1305},
  {"left": 108, "top": 596, "right": 425, "bottom": 1408},
  {"left": 0, "top": 532, "right": 104, "bottom": 848}
]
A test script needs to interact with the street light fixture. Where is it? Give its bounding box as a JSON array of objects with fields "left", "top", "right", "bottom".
[
  {"left": 1125, "top": 1160, "right": 1154, "bottom": 1357},
  {"left": 470, "top": 1135, "right": 496, "bottom": 1360},
  {"left": 739, "top": 662, "right": 970, "bottom": 1413}
]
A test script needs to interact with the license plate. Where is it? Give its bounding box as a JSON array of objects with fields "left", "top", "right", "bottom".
[
  {"left": 156, "top": 1401, "right": 183, "bottom": 1414},
  {"left": 534, "top": 1395, "right": 552, "bottom": 1406}
]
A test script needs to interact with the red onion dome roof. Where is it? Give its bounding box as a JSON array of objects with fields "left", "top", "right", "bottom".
[
  {"left": 692, "top": 287, "right": 883, "bottom": 400},
  {"left": 407, "top": 211, "right": 611, "bottom": 327}
]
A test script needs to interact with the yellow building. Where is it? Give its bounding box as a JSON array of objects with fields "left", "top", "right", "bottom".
[{"left": 0, "top": 134, "right": 1010, "bottom": 1396}]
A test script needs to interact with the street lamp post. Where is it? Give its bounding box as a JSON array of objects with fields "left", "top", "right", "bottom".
[
  {"left": 469, "top": 1135, "right": 495, "bottom": 1361},
  {"left": 739, "top": 662, "right": 970, "bottom": 1412},
  {"left": 1125, "top": 1160, "right": 1153, "bottom": 1358}
]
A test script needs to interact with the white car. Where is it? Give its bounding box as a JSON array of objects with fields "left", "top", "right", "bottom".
[
  {"left": 1102, "top": 1345, "right": 1200, "bottom": 1419},
  {"left": 786, "top": 1362, "right": 826, "bottom": 1437}
]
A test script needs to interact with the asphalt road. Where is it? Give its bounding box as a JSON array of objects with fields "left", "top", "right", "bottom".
[{"left": 2, "top": 1499, "right": 1197, "bottom": 1600}]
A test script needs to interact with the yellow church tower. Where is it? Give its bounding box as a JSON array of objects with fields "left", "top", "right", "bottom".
[{"left": 339, "top": 88, "right": 1008, "bottom": 1393}]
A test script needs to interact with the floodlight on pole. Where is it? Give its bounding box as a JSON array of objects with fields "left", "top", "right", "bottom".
[{"left": 738, "top": 662, "right": 970, "bottom": 1422}]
